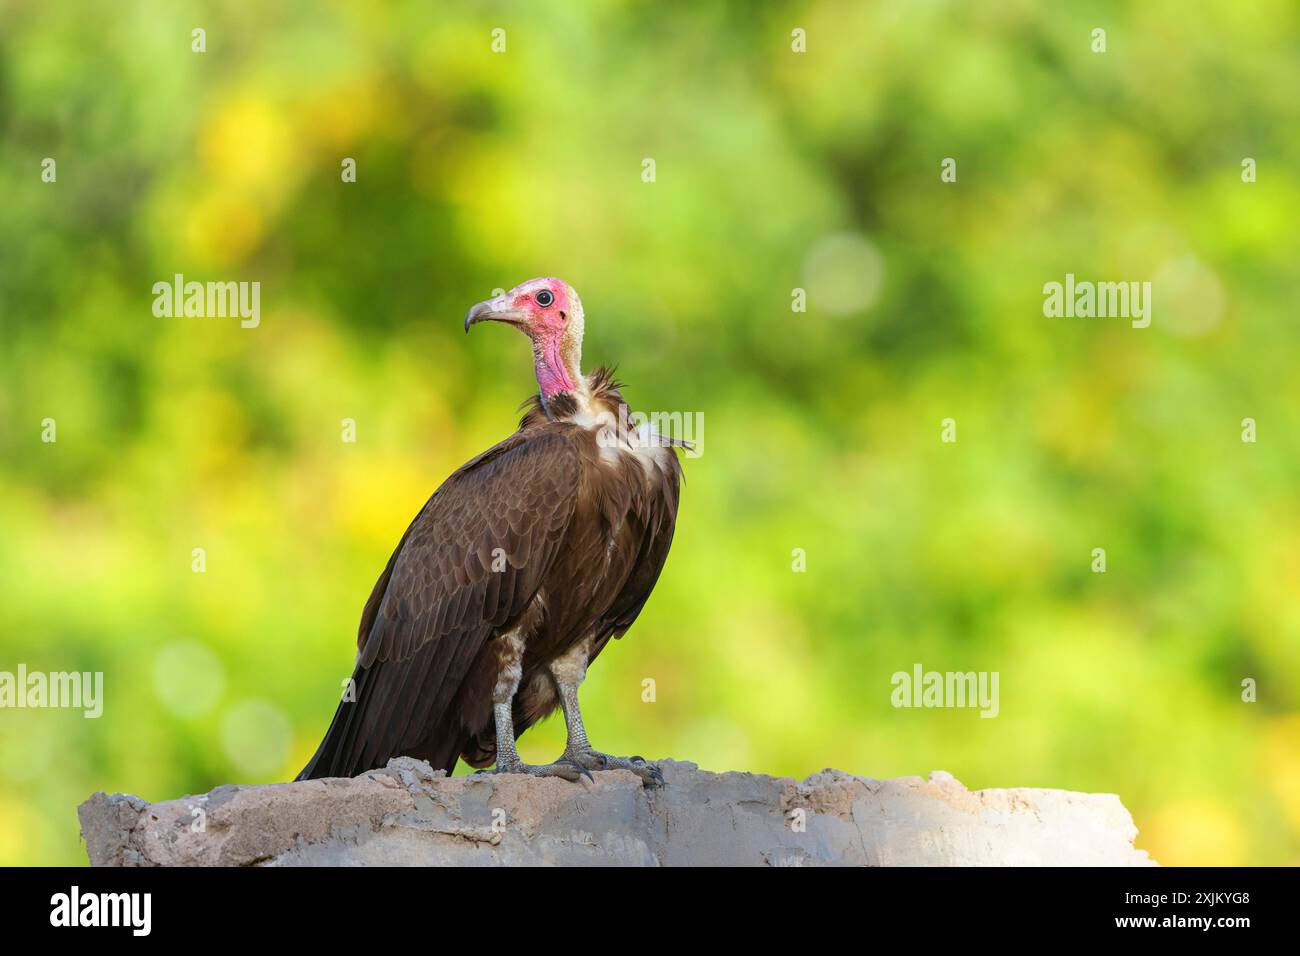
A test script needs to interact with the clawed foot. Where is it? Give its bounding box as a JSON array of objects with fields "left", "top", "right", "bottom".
[
  {"left": 477, "top": 756, "right": 592, "bottom": 782},
  {"left": 565, "top": 748, "right": 665, "bottom": 787}
]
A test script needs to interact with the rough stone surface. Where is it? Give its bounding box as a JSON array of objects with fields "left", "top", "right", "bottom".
[{"left": 78, "top": 759, "right": 1156, "bottom": 866}]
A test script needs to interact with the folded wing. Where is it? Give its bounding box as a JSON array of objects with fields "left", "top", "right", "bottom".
[{"left": 297, "top": 429, "right": 581, "bottom": 779}]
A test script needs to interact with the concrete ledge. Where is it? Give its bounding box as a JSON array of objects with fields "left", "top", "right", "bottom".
[{"left": 78, "top": 759, "right": 1156, "bottom": 866}]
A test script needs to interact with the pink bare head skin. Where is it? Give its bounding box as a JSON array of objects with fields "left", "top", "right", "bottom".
[{"left": 464, "top": 278, "right": 586, "bottom": 401}]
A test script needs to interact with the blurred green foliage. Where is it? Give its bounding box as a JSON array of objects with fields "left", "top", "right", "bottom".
[{"left": 2, "top": 1, "right": 1299, "bottom": 866}]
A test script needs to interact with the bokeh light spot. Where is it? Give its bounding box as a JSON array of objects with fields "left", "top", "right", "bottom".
[
  {"left": 220, "top": 699, "right": 293, "bottom": 779},
  {"left": 801, "top": 232, "right": 885, "bottom": 317},
  {"left": 152, "top": 641, "right": 226, "bottom": 719}
]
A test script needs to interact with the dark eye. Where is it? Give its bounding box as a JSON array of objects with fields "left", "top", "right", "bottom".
[{"left": 535, "top": 289, "right": 554, "bottom": 307}]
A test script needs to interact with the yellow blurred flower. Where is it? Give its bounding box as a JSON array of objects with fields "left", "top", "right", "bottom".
[
  {"left": 200, "top": 96, "right": 292, "bottom": 193},
  {"left": 300, "top": 79, "right": 380, "bottom": 153},
  {"left": 1140, "top": 799, "right": 1246, "bottom": 866},
  {"left": 1263, "top": 714, "right": 1300, "bottom": 837},
  {"left": 0, "top": 792, "right": 39, "bottom": 865},
  {"left": 335, "top": 453, "right": 435, "bottom": 550},
  {"left": 184, "top": 190, "right": 264, "bottom": 266}
]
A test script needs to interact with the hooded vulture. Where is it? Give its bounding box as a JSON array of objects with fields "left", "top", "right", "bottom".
[{"left": 298, "top": 278, "right": 682, "bottom": 785}]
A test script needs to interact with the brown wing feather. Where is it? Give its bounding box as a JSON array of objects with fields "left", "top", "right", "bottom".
[
  {"left": 297, "top": 427, "right": 581, "bottom": 779},
  {"left": 587, "top": 370, "right": 683, "bottom": 645},
  {"left": 600, "top": 454, "right": 681, "bottom": 641}
]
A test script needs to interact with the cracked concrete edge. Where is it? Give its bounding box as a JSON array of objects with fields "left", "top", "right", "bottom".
[{"left": 78, "top": 758, "right": 1157, "bottom": 867}]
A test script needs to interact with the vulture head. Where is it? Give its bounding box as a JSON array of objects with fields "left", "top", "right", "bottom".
[{"left": 465, "top": 278, "right": 585, "bottom": 400}]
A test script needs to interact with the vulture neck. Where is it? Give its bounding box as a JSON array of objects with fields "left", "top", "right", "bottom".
[{"left": 533, "top": 335, "right": 585, "bottom": 408}]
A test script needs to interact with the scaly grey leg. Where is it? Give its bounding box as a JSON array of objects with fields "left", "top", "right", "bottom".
[
  {"left": 482, "top": 700, "right": 589, "bottom": 782},
  {"left": 551, "top": 638, "right": 664, "bottom": 787},
  {"left": 476, "top": 629, "right": 588, "bottom": 781}
]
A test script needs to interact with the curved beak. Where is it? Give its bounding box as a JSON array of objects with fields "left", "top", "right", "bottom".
[{"left": 464, "top": 294, "right": 529, "bottom": 334}]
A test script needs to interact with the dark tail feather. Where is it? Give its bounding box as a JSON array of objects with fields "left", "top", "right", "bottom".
[
  {"left": 295, "top": 704, "right": 347, "bottom": 781},
  {"left": 295, "top": 666, "right": 366, "bottom": 781},
  {"left": 296, "top": 661, "right": 469, "bottom": 781}
]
